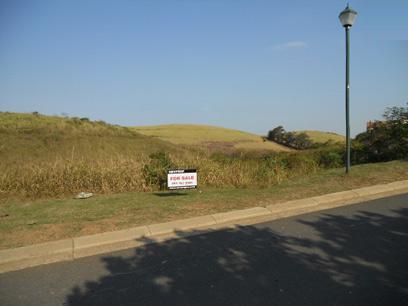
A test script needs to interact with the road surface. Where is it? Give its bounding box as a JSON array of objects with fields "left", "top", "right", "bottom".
[{"left": 1, "top": 193, "right": 407, "bottom": 306}]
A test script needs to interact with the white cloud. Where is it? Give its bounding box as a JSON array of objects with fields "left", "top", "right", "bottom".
[{"left": 270, "top": 41, "right": 308, "bottom": 50}]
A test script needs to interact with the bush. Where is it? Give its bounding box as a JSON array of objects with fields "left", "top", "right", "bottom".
[
  {"left": 279, "top": 153, "right": 320, "bottom": 176},
  {"left": 266, "top": 126, "right": 314, "bottom": 150},
  {"left": 318, "top": 150, "right": 343, "bottom": 168},
  {"left": 142, "top": 152, "right": 174, "bottom": 190},
  {"left": 353, "top": 103, "right": 408, "bottom": 163}
]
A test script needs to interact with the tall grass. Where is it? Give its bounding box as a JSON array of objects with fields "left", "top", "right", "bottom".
[
  {"left": 0, "top": 151, "right": 326, "bottom": 199},
  {"left": 0, "top": 156, "right": 147, "bottom": 198},
  {"left": 0, "top": 112, "right": 334, "bottom": 200}
]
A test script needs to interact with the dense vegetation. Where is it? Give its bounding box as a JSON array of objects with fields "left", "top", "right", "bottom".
[
  {"left": 352, "top": 103, "right": 408, "bottom": 163},
  {"left": 0, "top": 112, "right": 341, "bottom": 199},
  {"left": 266, "top": 127, "right": 344, "bottom": 150},
  {"left": 0, "top": 112, "right": 177, "bottom": 198},
  {"left": 267, "top": 126, "right": 314, "bottom": 149},
  {"left": 267, "top": 103, "right": 407, "bottom": 165},
  {"left": 0, "top": 104, "right": 406, "bottom": 200}
]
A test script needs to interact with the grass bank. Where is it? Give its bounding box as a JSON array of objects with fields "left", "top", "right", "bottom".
[
  {"left": 0, "top": 161, "right": 406, "bottom": 250},
  {"left": 133, "top": 124, "right": 291, "bottom": 152},
  {"left": 1, "top": 113, "right": 300, "bottom": 199},
  {"left": 294, "top": 130, "right": 345, "bottom": 144}
]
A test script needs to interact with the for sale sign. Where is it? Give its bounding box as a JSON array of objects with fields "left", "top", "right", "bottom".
[{"left": 167, "top": 169, "right": 197, "bottom": 190}]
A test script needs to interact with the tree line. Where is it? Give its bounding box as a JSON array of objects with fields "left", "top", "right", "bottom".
[
  {"left": 266, "top": 102, "right": 408, "bottom": 163},
  {"left": 266, "top": 127, "right": 315, "bottom": 150},
  {"left": 353, "top": 103, "right": 407, "bottom": 163}
]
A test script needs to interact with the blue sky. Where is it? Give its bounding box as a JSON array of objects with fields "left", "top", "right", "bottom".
[{"left": 1, "top": 0, "right": 407, "bottom": 136}]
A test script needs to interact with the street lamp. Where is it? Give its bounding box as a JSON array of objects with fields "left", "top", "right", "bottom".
[{"left": 339, "top": 4, "right": 357, "bottom": 174}]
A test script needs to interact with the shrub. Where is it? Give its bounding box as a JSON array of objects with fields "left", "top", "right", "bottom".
[
  {"left": 353, "top": 103, "right": 408, "bottom": 163},
  {"left": 318, "top": 150, "right": 343, "bottom": 168},
  {"left": 266, "top": 126, "right": 314, "bottom": 150},
  {"left": 142, "top": 152, "right": 174, "bottom": 190}
]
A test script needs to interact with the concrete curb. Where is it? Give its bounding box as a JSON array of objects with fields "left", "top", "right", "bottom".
[
  {"left": 352, "top": 184, "right": 394, "bottom": 197},
  {"left": 74, "top": 226, "right": 150, "bottom": 259},
  {"left": 212, "top": 207, "right": 271, "bottom": 224},
  {"left": 388, "top": 180, "right": 408, "bottom": 192},
  {"left": 1, "top": 180, "right": 407, "bottom": 273},
  {"left": 0, "top": 239, "right": 72, "bottom": 273}
]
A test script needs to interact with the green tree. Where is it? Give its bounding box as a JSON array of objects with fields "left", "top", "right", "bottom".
[
  {"left": 267, "top": 126, "right": 286, "bottom": 143},
  {"left": 291, "top": 132, "right": 313, "bottom": 150},
  {"left": 267, "top": 127, "right": 314, "bottom": 150},
  {"left": 354, "top": 103, "right": 408, "bottom": 162},
  {"left": 383, "top": 104, "right": 408, "bottom": 121}
]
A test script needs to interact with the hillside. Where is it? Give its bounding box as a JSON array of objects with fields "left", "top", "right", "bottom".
[
  {"left": 133, "top": 124, "right": 291, "bottom": 152},
  {"left": 0, "top": 112, "right": 188, "bottom": 198},
  {"left": 294, "top": 130, "right": 345, "bottom": 144},
  {"left": 0, "top": 113, "right": 295, "bottom": 199},
  {"left": 0, "top": 112, "right": 178, "bottom": 165},
  {"left": 0, "top": 114, "right": 291, "bottom": 163}
]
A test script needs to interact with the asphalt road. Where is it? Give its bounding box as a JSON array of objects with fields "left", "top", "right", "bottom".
[{"left": 1, "top": 194, "right": 407, "bottom": 306}]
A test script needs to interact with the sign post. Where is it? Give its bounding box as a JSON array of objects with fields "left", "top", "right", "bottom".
[{"left": 167, "top": 169, "right": 197, "bottom": 190}]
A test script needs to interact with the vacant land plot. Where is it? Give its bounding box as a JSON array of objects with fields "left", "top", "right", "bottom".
[
  {"left": 0, "top": 161, "right": 406, "bottom": 250},
  {"left": 1, "top": 114, "right": 298, "bottom": 198}
]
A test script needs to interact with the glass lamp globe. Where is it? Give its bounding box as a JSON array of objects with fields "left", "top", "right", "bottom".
[{"left": 339, "top": 4, "right": 357, "bottom": 27}]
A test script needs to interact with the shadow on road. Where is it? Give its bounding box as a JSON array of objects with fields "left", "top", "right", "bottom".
[{"left": 66, "top": 207, "right": 408, "bottom": 305}]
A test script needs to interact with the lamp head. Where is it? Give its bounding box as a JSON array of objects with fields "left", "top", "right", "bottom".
[{"left": 339, "top": 4, "right": 357, "bottom": 27}]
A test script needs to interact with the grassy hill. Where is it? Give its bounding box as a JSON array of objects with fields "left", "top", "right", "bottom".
[
  {"left": 133, "top": 124, "right": 291, "bottom": 152},
  {"left": 0, "top": 113, "right": 292, "bottom": 199},
  {"left": 0, "top": 112, "right": 178, "bottom": 165},
  {"left": 294, "top": 130, "right": 345, "bottom": 144},
  {"left": 0, "top": 113, "right": 345, "bottom": 201},
  {"left": 0, "top": 112, "right": 183, "bottom": 198}
]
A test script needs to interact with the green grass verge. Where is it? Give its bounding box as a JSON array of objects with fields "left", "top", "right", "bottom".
[{"left": 0, "top": 160, "right": 407, "bottom": 250}]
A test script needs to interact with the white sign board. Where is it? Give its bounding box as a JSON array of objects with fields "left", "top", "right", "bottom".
[{"left": 167, "top": 169, "right": 197, "bottom": 190}]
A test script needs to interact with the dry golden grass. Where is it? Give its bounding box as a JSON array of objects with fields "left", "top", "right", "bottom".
[
  {"left": 294, "top": 130, "right": 345, "bottom": 144},
  {"left": 0, "top": 113, "right": 301, "bottom": 200},
  {"left": 133, "top": 124, "right": 291, "bottom": 152},
  {"left": 1, "top": 151, "right": 319, "bottom": 200},
  {"left": 0, "top": 112, "right": 393, "bottom": 204},
  {"left": 0, "top": 112, "right": 177, "bottom": 198}
]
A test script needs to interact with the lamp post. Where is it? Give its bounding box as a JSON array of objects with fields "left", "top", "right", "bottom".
[{"left": 339, "top": 4, "right": 357, "bottom": 174}]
